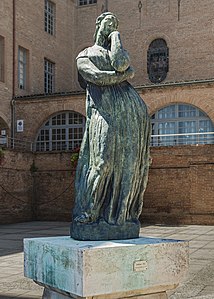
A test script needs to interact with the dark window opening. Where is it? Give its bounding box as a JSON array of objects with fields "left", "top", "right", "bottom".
[{"left": 147, "top": 39, "right": 169, "bottom": 83}]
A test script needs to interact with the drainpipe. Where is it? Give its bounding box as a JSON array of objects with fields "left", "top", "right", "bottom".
[
  {"left": 11, "top": 99, "right": 15, "bottom": 148},
  {"left": 105, "top": 0, "right": 108, "bottom": 11},
  {"left": 11, "top": 0, "right": 16, "bottom": 147}
]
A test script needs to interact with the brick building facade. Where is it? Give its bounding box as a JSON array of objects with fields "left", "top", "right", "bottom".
[{"left": 0, "top": 0, "right": 213, "bottom": 224}]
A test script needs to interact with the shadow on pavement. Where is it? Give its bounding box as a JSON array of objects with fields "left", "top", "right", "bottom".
[{"left": 0, "top": 221, "right": 70, "bottom": 258}]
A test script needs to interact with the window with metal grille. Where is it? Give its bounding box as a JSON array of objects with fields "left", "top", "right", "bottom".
[
  {"left": 45, "top": 0, "right": 55, "bottom": 35},
  {"left": 0, "top": 36, "right": 4, "bottom": 82},
  {"left": 18, "top": 47, "right": 27, "bottom": 90},
  {"left": 147, "top": 39, "right": 169, "bottom": 83},
  {"left": 151, "top": 104, "right": 214, "bottom": 146},
  {"left": 35, "top": 111, "right": 85, "bottom": 152},
  {"left": 78, "top": 0, "right": 97, "bottom": 6},
  {"left": 44, "top": 59, "right": 55, "bottom": 93}
]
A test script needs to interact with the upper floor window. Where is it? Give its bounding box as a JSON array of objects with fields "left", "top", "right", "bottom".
[
  {"left": 78, "top": 0, "right": 97, "bottom": 6},
  {"left": 45, "top": 0, "right": 55, "bottom": 35},
  {"left": 147, "top": 39, "right": 169, "bottom": 83},
  {"left": 44, "top": 59, "right": 55, "bottom": 93},
  {"left": 35, "top": 111, "right": 85, "bottom": 152},
  {"left": 151, "top": 104, "right": 214, "bottom": 146},
  {"left": 0, "top": 36, "right": 4, "bottom": 82},
  {"left": 18, "top": 47, "right": 28, "bottom": 90}
]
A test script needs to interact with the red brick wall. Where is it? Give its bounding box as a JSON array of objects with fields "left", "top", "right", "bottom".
[
  {"left": 141, "top": 144, "right": 214, "bottom": 225},
  {"left": 0, "top": 150, "right": 33, "bottom": 224},
  {"left": 0, "top": 145, "right": 213, "bottom": 225},
  {"left": 32, "top": 152, "right": 75, "bottom": 221},
  {"left": 0, "top": 150, "right": 75, "bottom": 224}
]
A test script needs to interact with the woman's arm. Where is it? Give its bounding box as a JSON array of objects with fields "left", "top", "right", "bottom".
[
  {"left": 77, "top": 56, "right": 134, "bottom": 86},
  {"left": 108, "top": 31, "right": 130, "bottom": 72}
]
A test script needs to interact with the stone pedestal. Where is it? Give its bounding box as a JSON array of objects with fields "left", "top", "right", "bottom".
[{"left": 24, "top": 236, "right": 188, "bottom": 299}]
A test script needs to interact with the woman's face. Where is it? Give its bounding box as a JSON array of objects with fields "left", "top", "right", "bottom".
[{"left": 100, "top": 16, "right": 118, "bottom": 38}]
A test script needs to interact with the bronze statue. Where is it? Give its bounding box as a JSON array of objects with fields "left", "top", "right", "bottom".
[{"left": 70, "top": 12, "right": 151, "bottom": 240}]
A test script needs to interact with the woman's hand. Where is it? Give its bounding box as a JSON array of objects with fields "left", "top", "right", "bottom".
[
  {"left": 108, "top": 30, "right": 131, "bottom": 72},
  {"left": 108, "top": 30, "right": 120, "bottom": 42},
  {"left": 113, "top": 66, "right": 135, "bottom": 84},
  {"left": 125, "top": 66, "right": 135, "bottom": 80}
]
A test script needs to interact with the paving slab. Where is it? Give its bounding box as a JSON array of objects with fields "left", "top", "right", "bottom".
[
  {"left": 202, "top": 241, "right": 214, "bottom": 249},
  {"left": 189, "top": 240, "right": 210, "bottom": 248},
  {"left": 0, "top": 222, "right": 213, "bottom": 298}
]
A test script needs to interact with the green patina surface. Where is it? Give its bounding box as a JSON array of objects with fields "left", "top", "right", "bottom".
[
  {"left": 71, "top": 12, "right": 151, "bottom": 241},
  {"left": 24, "top": 237, "right": 188, "bottom": 297}
]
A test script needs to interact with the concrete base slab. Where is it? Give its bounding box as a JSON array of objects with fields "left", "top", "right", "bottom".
[
  {"left": 24, "top": 236, "right": 189, "bottom": 298},
  {"left": 43, "top": 288, "right": 69, "bottom": 299},
  {"left": 43, "top": 288, "right": 168, "bottom": 299}
]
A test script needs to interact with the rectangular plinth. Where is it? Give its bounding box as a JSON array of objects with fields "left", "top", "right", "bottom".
[{"left": 24, "top": 236, "right": 188, "bottom": 298}]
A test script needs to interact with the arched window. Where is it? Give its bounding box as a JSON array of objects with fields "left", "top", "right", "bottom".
[
  {"left": 0, "top": 117, "right": 9, "bottom": 146},
  {"left": 147, "top": 39, "right": 169, "bottom": 83},
  {"left": 151, "top": 104, "right": 214, "bottom": 146},
  {"left": 35, "top": 111, "right": 85, "bottom": 152}
]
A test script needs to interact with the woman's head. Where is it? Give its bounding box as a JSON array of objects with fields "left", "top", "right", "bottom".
[{"left": 94, "top": 12, "right": 119, "bottom": 42}]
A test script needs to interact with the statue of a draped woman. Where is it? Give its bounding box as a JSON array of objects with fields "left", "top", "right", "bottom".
[{"left": 70, "top": 12, "right": 151, "bottom": 241}]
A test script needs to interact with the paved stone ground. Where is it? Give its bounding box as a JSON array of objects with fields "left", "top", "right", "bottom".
[{"left": 0, "top": 222, "right": 214, "bottom": 299}]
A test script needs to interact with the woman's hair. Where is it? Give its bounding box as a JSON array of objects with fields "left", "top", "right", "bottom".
[{"left": 93, "top": 12, "right": 119, "bottom": 42}]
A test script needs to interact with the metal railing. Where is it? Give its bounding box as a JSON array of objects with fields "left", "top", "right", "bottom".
[
  {"left": 0, "top": 136, "right": 33, "bottom": 151},
  {"left": 1, "top": 132, "right": 213, "bottom": 151},
  {"left": 151, "top": 132, "right": 214, "bottom": 147}
]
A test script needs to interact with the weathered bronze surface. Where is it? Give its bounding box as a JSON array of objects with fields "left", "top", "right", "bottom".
[{"left": 70, "top": 12, "right": 151, "bottom": 240}]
